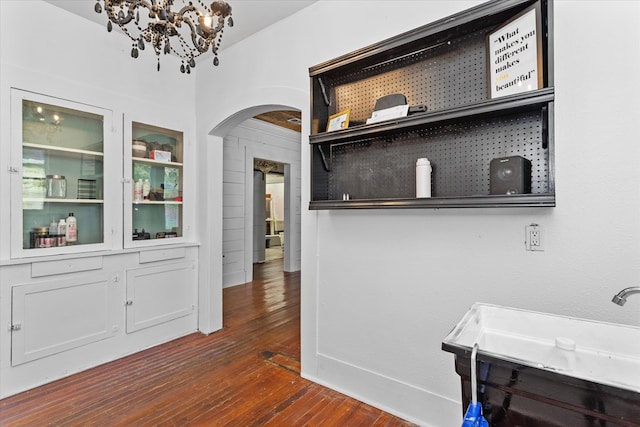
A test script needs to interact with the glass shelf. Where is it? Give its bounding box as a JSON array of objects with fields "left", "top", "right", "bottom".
[
  {"left": 22, "top": 142, "right": 104, "bottom": 158},
  {"left": 24, "top": 198, "right": 104, "bottom": 204}
]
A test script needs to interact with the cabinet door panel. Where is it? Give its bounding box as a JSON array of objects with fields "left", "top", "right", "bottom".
[
  {"left": 124, "top": 118, "right": 188, "bottom": 248},
  {"left": 125, "top": 262, "right": 196, "bottom": 333},
  {"left": 11, "top": 274, "right": 116, "bottom": 366},
  {"left": 11, "top": 89, "right": 117, "bottom": 257}
]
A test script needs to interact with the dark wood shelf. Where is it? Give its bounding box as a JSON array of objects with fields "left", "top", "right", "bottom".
[
  {"left": 309, "top": 194, "right": 555, "bottom": 210},
  {"left": 309, "top": 88, "right": 554, "bottom": 146}
]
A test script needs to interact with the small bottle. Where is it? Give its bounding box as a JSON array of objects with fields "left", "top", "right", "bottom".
[
  {"left": 66, "top": 213, "right": 77, "bottom": 244},
  {"left": 416, "top": 158, "right": 432, "bottom": 198},
  {"left": 134, "top": 179, "right": 143, "bottom": 202},
  {"left": 49, "top": 218, "right": 58, "bottom": 235},
  {"left": 143, "top": 179, "right": 151, "bottom": 200},
  {"left": 58, "top": 218, "right": 67, "bottom": 240}
]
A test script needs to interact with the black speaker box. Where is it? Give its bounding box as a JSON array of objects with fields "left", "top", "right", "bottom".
[{"left": 490, "top": 156, "right": 532, "bottom": 195}]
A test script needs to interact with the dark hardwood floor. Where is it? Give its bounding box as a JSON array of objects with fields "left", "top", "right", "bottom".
[{"left": 0, "top": 259, "right": 415, "bottom": 426}]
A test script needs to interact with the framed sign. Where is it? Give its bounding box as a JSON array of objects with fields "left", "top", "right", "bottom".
[
  {"left": 326, "top": 109, "right": 351, "bottom": 132},
  {"left": 487, "top": 4, "right": 543, "bottom": 98}
]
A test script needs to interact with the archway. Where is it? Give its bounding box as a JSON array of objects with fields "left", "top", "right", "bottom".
[
  {"left": 222, "top": 112, "right": 301, "bottom": 286},
  {"left": 197, "top": 97, "right": 306, "bottom": 334},
  {"left": 196, "top": 86, "right": 313, "bottom": 333}
]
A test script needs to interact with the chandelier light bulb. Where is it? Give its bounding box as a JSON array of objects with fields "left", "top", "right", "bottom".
[
  {"left": 95, "top": 0, "right": 233, "bottom": 73},
  {"left": 200, "top": 15, "right": 214, "bottom": 32}
]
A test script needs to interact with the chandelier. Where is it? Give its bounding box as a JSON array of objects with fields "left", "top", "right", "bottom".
[
  {"left": 256, "top": 160, "right": 277, "bottom": 175},
  {"left": 94, "top": 0, "right": 233, "bottom": 73}
]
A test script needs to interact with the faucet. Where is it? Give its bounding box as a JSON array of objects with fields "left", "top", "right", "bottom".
[{"left": 611, "top": 286, "right": 640, "bottom": 306}]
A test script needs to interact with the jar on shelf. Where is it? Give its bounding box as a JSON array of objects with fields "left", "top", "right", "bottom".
[
  {"left": 132, "top": 140, "right": 147, "bottom": 158},
  {"left": 30, "top": 227, "right": 49, "bottom": 248},
  {"left": 46, "top": 175, "right": 66, "bottom": 198}
]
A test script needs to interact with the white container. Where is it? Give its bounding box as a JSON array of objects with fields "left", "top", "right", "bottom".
[
  {"left": 58, "top": 218, "right": 66, "bottom": 238},
  {"left": 49, "top": 219, "right": 58, "bottom": 235},
  {"left": 416, "top": 158, "right": 432, "bottom": 198},
  {"left": 143, "top": 179, "right": 151, "bottom": 199},
  {"left": 134, "top": 179, "right": 143, "bottom": 202},
  {"left": 66, "top": 213, "right": 77, "bottom": 244}
]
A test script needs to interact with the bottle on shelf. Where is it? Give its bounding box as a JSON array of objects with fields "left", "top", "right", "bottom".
[
  {"left": 57, "top": 218, "right": 67, "bottom": 246},
  {"left": 58, "top": 218, "right": 67, "bottom": 239},
  {"left": 143, "top": 179, "right": 151, "bottom": 200},
  {"left": 66, "top": 213, "right": 77, "bottom": 244},
  {"left": 49, "top": 218, "right": 58, "bottom": 235},
  {"left": 134, "top": 179, "right": 143, "bottom": 202},
  {"left": 416, "top": 158, "right": 432, "bottom": 198}
]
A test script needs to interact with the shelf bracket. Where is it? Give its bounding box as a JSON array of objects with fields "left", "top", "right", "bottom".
[
  {"left": 541, "top": 106, "right": 549, "bottom": 150},
  {"left": 317, "top": 145, "right": 330, "bottom": 172},
  {"left": 318, "top": 77, "right": 331, "bottom": 106}
]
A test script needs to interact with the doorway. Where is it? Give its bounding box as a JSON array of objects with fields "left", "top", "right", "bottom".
[
  {"left": 220, "top": 110, "right": 301, "bottom": 289},
  {"left": 253, "top": 160, "right": 287, "bottom": 264}
]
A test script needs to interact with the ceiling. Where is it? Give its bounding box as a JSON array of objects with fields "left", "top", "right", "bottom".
[
  {"left": 44, "top": 0, "right": 307, "bottom": 133},
  {"left": 254, "top": 110, "right": 301, "bottom": 133},
  {"left": 44, "top": 1, "right": 317, "bottom": 51}
]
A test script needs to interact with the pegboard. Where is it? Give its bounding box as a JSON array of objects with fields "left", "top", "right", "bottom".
[
  {"left": 309, "top": 0, "right": 554, "bottom": 208},
  {"left": 327, "top": 110, "right": 548, "bottom": 200},
  {"left": 330, "top": 29, "right": 488, "bottom": 124}
]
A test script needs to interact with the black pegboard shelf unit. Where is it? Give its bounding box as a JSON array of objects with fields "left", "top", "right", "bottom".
[{"left": 309, "top": 0, "right": 555, "bottom": 210}]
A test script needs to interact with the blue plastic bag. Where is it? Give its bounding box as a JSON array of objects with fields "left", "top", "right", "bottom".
[{"left": 461, "top": 401, "right": 489, "bottom": 427}]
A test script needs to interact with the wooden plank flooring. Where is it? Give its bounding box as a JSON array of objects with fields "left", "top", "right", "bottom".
[{"left": 0, "top": 260, "right": 415, "bottom": 426}]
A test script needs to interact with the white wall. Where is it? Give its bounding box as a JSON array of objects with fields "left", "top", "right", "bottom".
[
  {"left": 221, "top": 119, "right": 301, "bottom": 287},
  {"left": 195, "top": 1, "right": 640, "bottom": 426}
]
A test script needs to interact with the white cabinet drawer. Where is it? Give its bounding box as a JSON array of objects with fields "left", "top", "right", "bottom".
[{"left": 31, "top": 256, "right": 103, "bottom": 277}]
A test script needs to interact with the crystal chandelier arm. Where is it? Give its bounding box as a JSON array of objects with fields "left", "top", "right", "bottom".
[
  {"left": 105, "top": 0, "right": 152, "bottom": 24},
  {"left": 97, "top": 0, "right": 233, "bottom": 73},
  {"left": 183, "top": 18, "right": 212, "bottom": 54}
]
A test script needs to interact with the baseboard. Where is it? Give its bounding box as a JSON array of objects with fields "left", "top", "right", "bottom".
[
  {"left": 223, "top": 271, "right": 247, "bottom": 288},
  {"left": 303, "top": 353, "right": 462, "bottom": 427}
]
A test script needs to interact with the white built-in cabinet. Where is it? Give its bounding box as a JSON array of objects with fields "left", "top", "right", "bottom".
[
  {"left": 10, "top": 90, "right": 118, "bottom": 257},
  {"left": 124, "top": 117, "right": 188, "bottom": 248},
  {"left": 1, "top": 89, "right": 198, "bottom": 399}
]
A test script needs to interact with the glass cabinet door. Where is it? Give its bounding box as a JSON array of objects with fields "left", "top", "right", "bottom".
[
  {"left": 11, "top": 90, "right": 115, "bottom": 257},
  {"left": 125, "top": 121, "right": 184, "bottom": 247}
]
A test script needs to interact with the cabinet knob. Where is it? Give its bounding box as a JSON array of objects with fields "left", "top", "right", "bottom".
[{"left": 125, "top": 299, "right": 133, "bottom": 306}]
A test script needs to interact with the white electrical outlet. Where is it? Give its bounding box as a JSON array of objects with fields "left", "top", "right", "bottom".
[{"left": 526, "top": 224, "right": 544, "bottom": 251}]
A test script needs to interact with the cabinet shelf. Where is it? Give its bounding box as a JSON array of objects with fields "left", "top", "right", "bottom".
[
  {"left": 132, "top": 157, "right": 183, "bottom": 168},
  {"left": 132, "top": 200, "right": 182, "bottom": 205},
  {"left": 23, "top": 198, "right": 104, "bottom": 204},
  {"left": 23, "top": 142, "right": 104, "bottom": 158}
]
